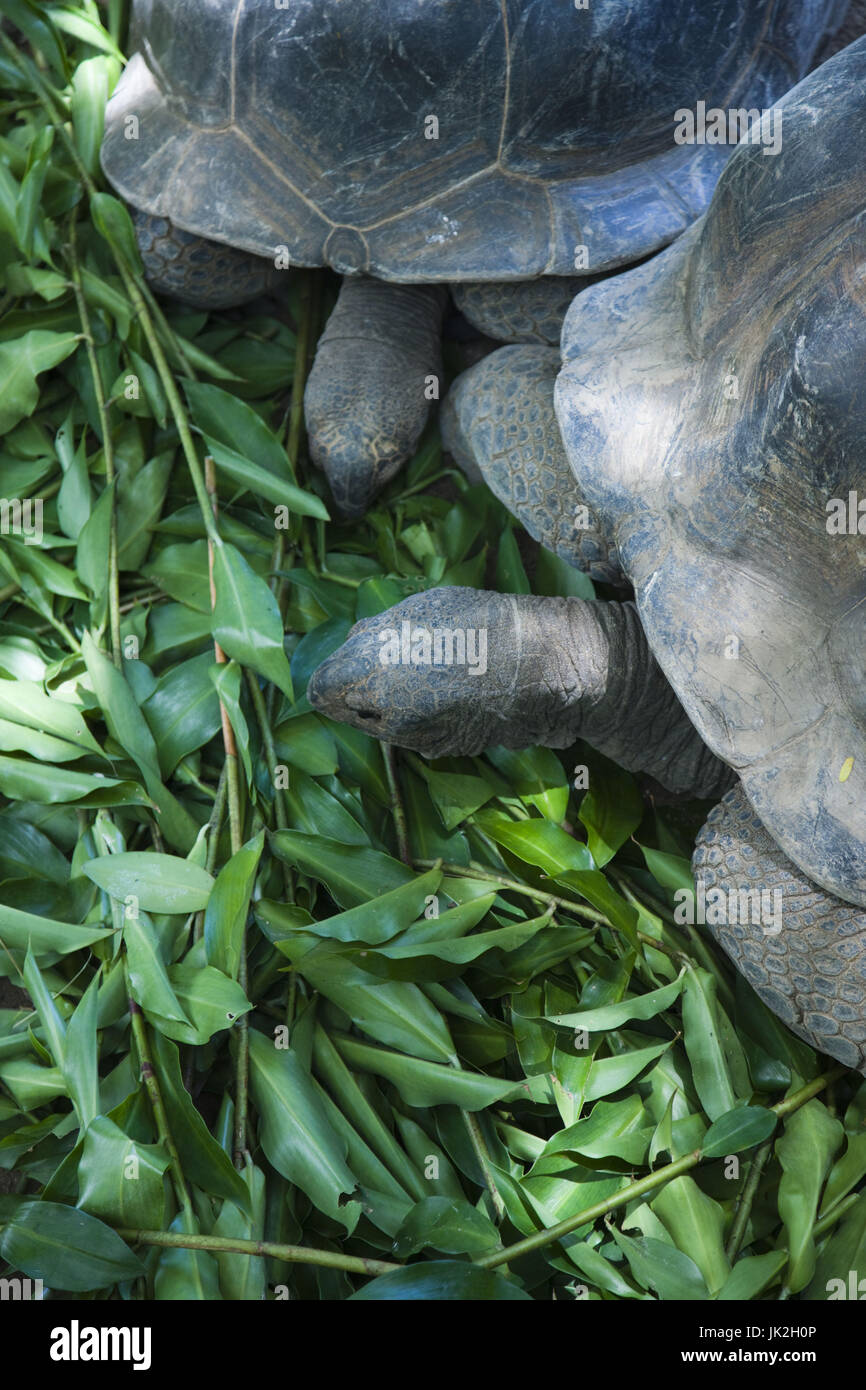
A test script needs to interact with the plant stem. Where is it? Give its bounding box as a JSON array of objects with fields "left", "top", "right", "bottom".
[
  {"left": 67, "top": 214, "right": 121, "bottom": 667},
  {"left": 383, "top": 743, "right": 411, "bottom": 865},
  {"left": 116, "top": 1227, "right": 400, "bottom": 1277},
  {"left": 413, "top": 859, "right": 607, "bottom": 924},
  {"left": 474, "top": 1063, "right": 846, "bottom": 1270},
  {"left": 725, "top": 1136, "right": 773, "bottom": 1261},
  {"left": 462, "top": 1107, "right": 505, "bottom": 1224},
  {"left": 126, "top": 982, "right": 192, "bottom": 1218}
]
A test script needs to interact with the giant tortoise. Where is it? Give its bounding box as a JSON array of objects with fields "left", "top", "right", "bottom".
[
  {"left": 309, "top": 38, "right": 866, "bottom": 1073},
  {"left": 100, "top": 0, "right": 849, "bottom": 513}
]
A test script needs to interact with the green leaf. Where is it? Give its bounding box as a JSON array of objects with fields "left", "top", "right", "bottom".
[
  {"left": 81, "top": 633, "right": 198, "bottom": 851},
  {"left": 484, "top": 745, "right": 569, "bottom": 822},
  {"left": 578, "top": 762, "right": 643, "bottom": 867},
  {"left": 681, "top": 967, "right": 738, "bottom": 1121},
  {"left": 609, "top": 1229, "right": 708, "bottom": 1301},
  {"left": 210, "top": 540, "right": 294, "bottom": 700},
  {"left": 90, "top": 192, "right": 144, "bottom": 274},
  {"left": 270, "top": 832, "right": 414, "bottom": 908},
  {"left": 84, "top": 852, "right": 214, "bottom": 913},
  {"left": 150, "top": 1031, "right": 251, "bottom": 1212},
  {"left": 0, "top": 1201, "right": 143, "bottom": 1292},
  {"left": 392, "top": 1196, "right": 500, "bottom": 1256},
  {"left": 77, "top": 1117, "right": 169, "bottom": 1228},
  {"left": 652, "top": 1175, "right": 730, "bottom": 1296},
  {"left": 270, "top": 867, "right": 442, "bottom": 946},
  {"left": 776, "top": 1100, "right": 843, "bottom": 1294},
  {"left": 475, "top": 812, "right": 594, "bottom": 875},
  {"left": 248, "top": 1029, "right": 359, "bottom": 1233},
  {"left": 154, "top": 1210, "right": 222, "bottom": 1301},
  {"left": 0, "top": 332, "right": 79, "bottom": 433},
  {"left": 280, "top": 940, "right": 455, "bottom": 1063},
  {"left": 701, "top": 1106, "right": 777, "bottom": 1159},
  {"left": 350, "top": 1261, "right": 530, "bottom": 1301},
  {"left": 204, "top": 434, "right": 329, "bottom": 519},
  {"left": 183, "top": 379, "right": 291, "bottom": 479},
  {"left": 166, "top": 964, "right": 251, "bottom": 1045},
  {"left": 123, "top": 912, "right": 191, "bottom": 1032},
  {"left": 334, "top": 1035, "right": 532, "bottom": 1110},
  {"left": 204, "top": 832, "right": 263, "bottom": 979},
  {"left": 717, "top": 1251, "right": 787, "bottom": 1301},
  {"left": 0, "top": 902, "right": 113, "bottom": 956},
  {"left": 547, "top": 975, "right": 684, "bottom": 1032}
]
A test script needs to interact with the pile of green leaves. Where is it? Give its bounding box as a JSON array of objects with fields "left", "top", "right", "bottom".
[{"left": 0, "top": 1, "right": 863, "bottom": 1301}]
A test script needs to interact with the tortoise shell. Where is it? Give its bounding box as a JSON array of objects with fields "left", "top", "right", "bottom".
[
  {"left": 102, "top": 0, "right": 844, "bottom": 280},
  {"left": 556, "top": 37, "right": 866, "bottom": 908}
]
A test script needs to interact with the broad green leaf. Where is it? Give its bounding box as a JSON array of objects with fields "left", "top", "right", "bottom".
[
  {"left": 609, "top": 1228, "right": 708, "bottom": 1301},
  {"left": 0, "top": 902, "right": 113, "bottom": 956},
  {"left": 77, "top": 1117, "right": 169, "bottom": 1228},
  {"left": 681, "top": 967, "right": 737, "bottom": 1121},
  {"left": 776, "top": 1100, "right": 843, "bottom": 1294},
  {"left": 717, "top": 1251, "right": 787, "bottom": 1301},
  {"left": 210, "top": 540, "right": 294, "bottom": 700},
  {"left": 334, "top": 1035, "right": 534, "bottom": 1110},
  {"left": 166, "top": 964, "right": 251, "bottom": 1045},
  {"left": 204, "top": 434, "right": 329, "bottom": 518},
  {"left": 484, "top": 745, "right": 569, "bottom": 822},
  {"left": 578, "top": 762, "right": 643, "bottom": 867},
  {"left": 268, "top": 867, "right": 442, "bottom": 945},
  {"left": 90, "top": 192, "right": 143, "bottom": 274},
  {"left": 278, "top": 939, "right": 455, "bottom": 1063},
  {"left": 154, "top": 1210, "right": 222, "bottom": 1301},
  {"left": 0, "top": 331, "right": 78, "bottom": 434},
  {"left": 270, "top": 832, "right": 413, "bottom": 908},
  {"left": 547, "top": 975, "right": 684, "bottom": 1032},
  {"left": 0, "top": 1201, "right": 143, "bottom": 1291},
  {"left": 149, "top": 1032, "right": 251, "bottom": 1212},
  {"left": 584, "top": 1041, "right": 671, "bottom": 1101},
  {"left": 247, "top": 1029, "right": 359, "bottom": 1233},
  {"left": 204, "top": 832, "right": 263, "bottom": 979},
  {"left": 212, "top": 1161, "right": 267, "bottom": 1301},
  {"left": 652, "top": 1176, "right": 730, "bottom": 1296},
  {"left": 84, "top": 852, "right": 214, "bottom": 913},
  {"left": 81, "top": 633, "right": 198, "bottom": 851},
  {"left": 0, "top": 756, "right": 146, "bottom": 808},
  {"left": 123, "top": 913, "right": 191, "bottom": 1030},
  {"left": 701, "top": 1106, "right": 777, "bottom": 1159},
  {"left": 392, "top": 1197, "right": 499, "bottom": 1257}
]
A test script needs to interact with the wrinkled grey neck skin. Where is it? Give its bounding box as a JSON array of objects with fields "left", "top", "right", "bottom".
[
  {"left": 694, "top": 782, "right": 866, "bottom": 1076},
  {"left": 308, "top": 587, "right": 731, "bottom": 799},
  {"left": 305, "top": 277, "right": 448, "bottom": 518}
]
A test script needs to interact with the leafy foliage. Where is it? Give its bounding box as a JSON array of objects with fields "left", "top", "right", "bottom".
[{"left": 0, "top": 3, "right": 861, "bottom": 1302}]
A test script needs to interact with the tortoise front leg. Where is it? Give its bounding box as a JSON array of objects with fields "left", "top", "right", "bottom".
[
  {"left": 132, "top": 210, "right": 279, "bottom": 309},
  {"left": 308, "top": 586, "right": 731, "bottom": 799},
  {"left": 304, "top": 277, "right": 448, "bottom": 517}
]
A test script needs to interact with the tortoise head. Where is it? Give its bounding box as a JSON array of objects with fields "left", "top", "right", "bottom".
[{"left": 308, "top": 589, "right": 505, "bottom": 759}]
